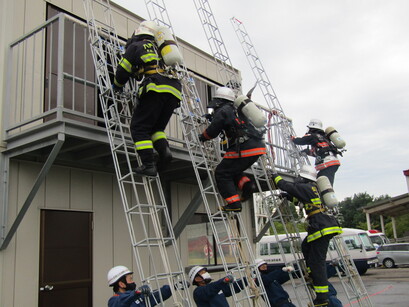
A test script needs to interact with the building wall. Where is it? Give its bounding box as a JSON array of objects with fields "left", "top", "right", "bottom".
[
  {"left": 1, "top": 160, "right": 256, "bottom": 306},
  {"left": 0, "top": 1, "right": 252, "bottom": 306}
]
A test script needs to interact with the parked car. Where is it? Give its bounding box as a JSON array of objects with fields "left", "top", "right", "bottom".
[{"left": 376, "top": 243, "right": 409, "bottom": 268}]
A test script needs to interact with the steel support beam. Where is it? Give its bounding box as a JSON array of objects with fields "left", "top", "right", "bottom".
[
  {"left": 169, "top": 177, "right": 210, "bottom": 244},
  {"left": 0, "top": 133, "right": 65, "bottom": 250}
]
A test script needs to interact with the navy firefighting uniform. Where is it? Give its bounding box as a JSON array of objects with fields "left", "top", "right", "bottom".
[
  {"left": 201, "top": 102, "right": 266, "bottom": 208},
  {"left": 256, "top": 269, "right": 295, "bottom": 307},
  {"left": 292, "top": 130, "right": 340, "bottom": 185},
  {"left": 272, "top": 175, "right": 342, "bottom": 301},
  {"left": 193, "top": 278, "right": 245, "bottom": 307},
  {"left": 108, "top": 285, "right": 171, "bottom": 307},
  {"left": 114, "top": 34, "right": 181, "bottom": 165}
]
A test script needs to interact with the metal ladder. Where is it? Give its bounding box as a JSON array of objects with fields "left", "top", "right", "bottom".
[
  {"left": 231, "top": 17, "right": 373, "bottom": 307},
  {"left": 82, "top": 1, "right": 192, "bottom": 305},
  {"left": 143, "top": 1, "right": 271, "bottom": 306}
]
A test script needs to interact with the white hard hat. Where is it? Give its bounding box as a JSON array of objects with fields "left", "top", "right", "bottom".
[
  {"left": 213, "top": 87, "right": 235, "bottom": 102},
  {"left": 134, "top": 20, "right": 158, "bottom": 37},
  {"left": 307, "top": 118, "right": 323, "bottom": 130},
  {"left": 107, "top": 265, "right": 133, "bottom": 286},
  {"left": 255, "top": 258, "right": 267, "bottom": 268},
  {"left": 188, "top": 266, "right": 205, "bottom": 285},
  {"left": 299, "top": 165, "right": 317, "bottom": 182}
]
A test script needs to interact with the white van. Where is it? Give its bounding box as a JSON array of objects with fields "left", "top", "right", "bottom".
[
  {"left": 366, "top": 229, "right": 390, "bottom": 248},
  {"left": 258, "top": 228, "right": 378, "bottom": 275}
]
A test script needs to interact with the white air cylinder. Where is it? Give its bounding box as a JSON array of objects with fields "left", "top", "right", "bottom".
[
  {"left": 154, "top": 26, "right": 183, "bottom": 66},
  {"left": 234, "top": 95, "right": 267, "bottom": 128},
  {"left": 316, "top": 176, "right": 339, "bottom": 208},
  {"left": 325, "top": 126, "right": 346, "bottom": 149}
]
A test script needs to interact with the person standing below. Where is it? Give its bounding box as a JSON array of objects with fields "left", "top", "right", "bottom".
[
  {"left": 271, "top": 165, "right": 342, "bottom": 307},
  {"left": 254, "top": 259, "right": 296, "bottom": 307},
  {"left": 198, "top": 87, "right": 266, "bottom": 212},
  {"left": 107, "top": 265, "right": 172, "bottom": 307},
  {"left": 113, "top": 21, "right": 182, "bottom": 176},
  {"left": 188, "top": 266, "right": 246, "bottom": 306},
  {"left": 291, "top": 119, "right": 340, "bottom": 186}
]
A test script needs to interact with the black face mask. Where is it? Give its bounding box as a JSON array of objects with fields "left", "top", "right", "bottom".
[
  {"left": 125, "top": 282, "right": 136, "bottom": 291},
  {"left": 259, "top": 268, "right": 268, "bottom": 275}
]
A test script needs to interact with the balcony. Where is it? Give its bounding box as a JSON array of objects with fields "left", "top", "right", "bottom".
[{"left": 2, "top": 13, "right": 195, "bottom": 181}]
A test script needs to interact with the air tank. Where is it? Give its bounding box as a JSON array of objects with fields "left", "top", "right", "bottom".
[
  {"left": 154, "top": 26, "right": 183, "bottom": 66},
  {"left": 325, "top": 126, "right": 346, "bottom": 149},
  {"left": 316, "top": 176, "right": 338, "bottom": 208},
  {"left": 234, "top": 95, "right": 267, "bottom": 128}
]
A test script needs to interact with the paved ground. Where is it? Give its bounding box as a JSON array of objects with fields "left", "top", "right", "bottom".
[{"left": 283, "top": 266, "right": 409, "bottom": 306}]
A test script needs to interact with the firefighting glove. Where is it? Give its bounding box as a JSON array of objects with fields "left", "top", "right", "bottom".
[
  {"left": 137, "top": 285, "right": 151, "bottom": 296},
  {"left": 112, "top": 83, "right": 123, "bottom": 94},
  {"left": 174, "top": 280, "right": 190, "bottom": 290},
  {"left": 198, "top": 133, "right": 207, "bottom": 142},
  {"left": 203, "top": 113, "right": 213, "bottom": 122},
  {"left": 223, "top": 275, "right": 234, "bottom": 284}
]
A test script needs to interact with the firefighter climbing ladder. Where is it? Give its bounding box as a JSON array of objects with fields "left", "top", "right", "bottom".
[
  {"left": 143, "top": 1, "right": 272, "bottom": 306},
  {"left": 231, "top": 17, "right": 373, "bottom": 307},
  {"left": 82, "top": 0, "right": 192, "bottom": 306}
]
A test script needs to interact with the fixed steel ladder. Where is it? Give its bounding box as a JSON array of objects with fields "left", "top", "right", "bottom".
[
  {"left": 231, "top": 17, "right": 373, "bottom": 307},
  {"left": 82, "top": 0, "right": 192, "bottom": 305},
  {"left": 143, "top": 1, "right": 271, "bottom": 306}
]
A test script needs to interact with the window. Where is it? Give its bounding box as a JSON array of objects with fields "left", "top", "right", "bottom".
[
  {"left": 260, "top": 243, "right": 269, "bottom": 256},
  {"left": 186, "top": 214, "right": 239, "bottom": 266}
]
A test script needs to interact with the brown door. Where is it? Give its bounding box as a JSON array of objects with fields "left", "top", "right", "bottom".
[{"left": 39, "top": 210, "right": 93, "bottom": 307}]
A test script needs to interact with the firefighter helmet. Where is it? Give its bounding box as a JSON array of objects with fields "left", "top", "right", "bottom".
[
  {"left": 213, "top": 87, "right": 235, "bottom": 102},
  {"left": 255, "top": 258, "right": 267, "bottom": 269},
  {"left": 107, "top": 265, "right": 133, "bottom": 286},
  {"left": 134, "top": 20, "right": 158, "bottom": 37},
  {"left": 307, "top": 118, "right": 323, "bottom": 130},
  {"left": 299, "top": 165, "right": 317, "bottom": 182},
  {"left": 188, "top": 266, "right": 205, "bottom": 285}
]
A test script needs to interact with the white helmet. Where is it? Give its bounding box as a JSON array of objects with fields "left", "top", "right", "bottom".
[
  {"left": 255, "top": 258, "right": 267, "bottom": 269},
  {"left": 213, "top": 87, "right": 235, "bottom": 102},
  {"left": 134, "top": 20, "right": 158, "bottom": 37},
  {"left": 307, "top": 118, "right": 323, "bottom": 130},
  {"left": 188, "top": 266, "right": 205, "bottom": 285},
  {"left": 299, "top": 165, "right": 317, "bottom": 182},
  {"left": 107, "top": 265, "right": 133, "bottom": 286}
]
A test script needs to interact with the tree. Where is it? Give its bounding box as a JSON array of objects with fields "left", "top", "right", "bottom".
[{"left": 338, "top": 193, "right": 390, "bottom": 229}]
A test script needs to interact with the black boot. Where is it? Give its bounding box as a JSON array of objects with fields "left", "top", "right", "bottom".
[
  {"left": 222, "top": 201, "right": 242, "bottom": 212},
  {"left": 312, "top": 299, "right": 329, "bottom": 307},
  {"left": 153, "top": 139, "right": 172, "bottom": 171},
  {"left": 134, "top": 162, "right": 157, "bottom": 177},
  {"left": 135, "top": 149, "right": 157, "bottom": 177},
  {"left": 241, "top": 181, "right": 256, "bottom": 202}
]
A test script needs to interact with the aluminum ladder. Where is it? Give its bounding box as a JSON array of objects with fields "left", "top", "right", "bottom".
[
  {"left": 82, "top": 0, "right": 192, "bottom": 305},
  {"left": 143, "top": 1, "right": 271, "bottom": 306},
  {"left": 231, "top": 16, "right": 373, "bottom": 307}
]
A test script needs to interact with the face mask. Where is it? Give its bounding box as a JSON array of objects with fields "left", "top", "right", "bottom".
[
  {"left": 201, "top": 272, "right": 212, "bottom": 284},
  {"left": 125, "top": 282, "right": 136, "bottom": 291}
]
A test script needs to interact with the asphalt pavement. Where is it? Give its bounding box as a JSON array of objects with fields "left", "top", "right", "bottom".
[{"left": 283, "top": 266, "right": 409, "bottom": 306}]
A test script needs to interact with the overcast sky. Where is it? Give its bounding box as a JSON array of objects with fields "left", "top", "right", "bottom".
[{"left": 113, "top": 0, "right": 409, "bottom": 200}]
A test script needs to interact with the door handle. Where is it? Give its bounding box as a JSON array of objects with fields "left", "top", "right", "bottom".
[{"left": 40, "top": 285, "right": 54, "bottom": 291}]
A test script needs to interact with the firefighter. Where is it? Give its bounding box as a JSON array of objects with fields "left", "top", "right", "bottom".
[
  {"left": 198, "top": 87, "right": 266, "bottom": 212},
  {"left": 188, "top": 266, "right": 246, "bottom": 306},
  {"left": 271, "top": 165, "right": 342, "bottom": 307},
  {"left": 107, "top": 265, "right": 172, "bottom": 307},
  {"left": 254, "top": 259, "right": 296, "bottom": 307},
  {"left": 291, "top": 119, "right": 340, "bottom": 186},
  {"left": 113, "top": 21, "right": 182, "bottom": 176}
]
